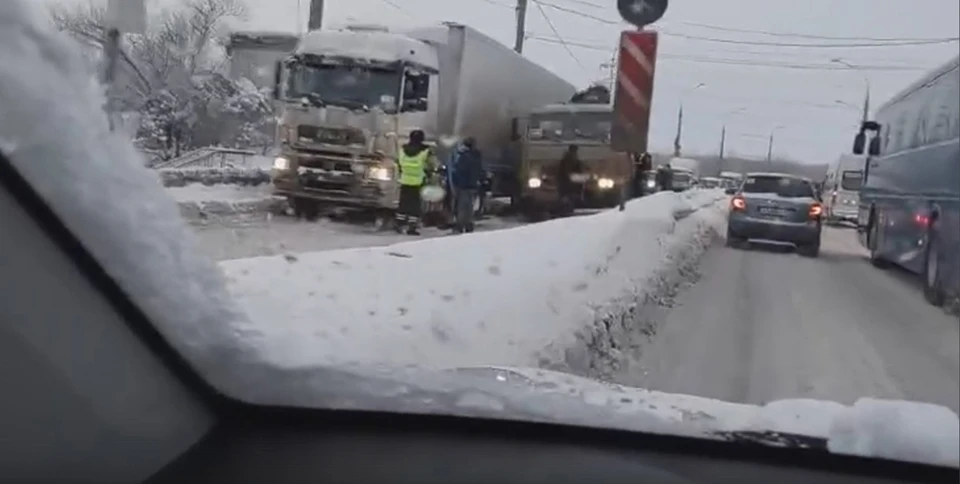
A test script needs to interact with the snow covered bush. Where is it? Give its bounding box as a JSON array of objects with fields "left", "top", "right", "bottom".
[{"left": 49, "top": 0, "right": 274, "bottom": 160}]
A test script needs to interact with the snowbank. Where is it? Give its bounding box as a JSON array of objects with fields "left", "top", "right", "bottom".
[{"left": 220, "top": 190, "right": 727, "bottom": 373}]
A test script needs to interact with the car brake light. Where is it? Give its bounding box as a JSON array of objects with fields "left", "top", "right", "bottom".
[
  {"left": 914, "top": 213, "right": 930, "bottom": 227},
  {"left": 809, "top": 203, "right": 823, "bottom": 218},
  {"left": 731, "top": 196, "right": 746, "bottom": 210}
]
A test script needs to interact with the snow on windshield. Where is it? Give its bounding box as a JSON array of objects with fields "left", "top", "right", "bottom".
[{"left": 3, "top": 0, "right": 958, "bottom": 470}]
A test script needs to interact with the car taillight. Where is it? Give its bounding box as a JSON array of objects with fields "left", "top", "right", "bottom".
[
  {"left": 809, "top": 203, "right": 823, "bottom": 218},
  {"left": 914, "top": 213, "right": 930, "bottom": 227},
  {"left": 731, "top": 196, "right": 746, "bottom": 210}
]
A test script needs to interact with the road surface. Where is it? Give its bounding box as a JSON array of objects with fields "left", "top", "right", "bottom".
[
  {"left": 190, "top": 214, "right": 528, "bottom": 261},
  {"left": 633, "top": 226, "right": 960, "bottom": 412}
]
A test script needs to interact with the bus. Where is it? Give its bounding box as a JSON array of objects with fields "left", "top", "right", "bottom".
[{"left": 854, "top": 55, "right": 959, "bottom": 307}]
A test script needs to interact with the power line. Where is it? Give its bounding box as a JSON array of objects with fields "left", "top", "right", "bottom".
[
  {"left": 532, "top": 0, "right": 586, "bottom": 72},
  {"left": 527, "top": 36, "right": 933, "bottom": 71},
  {"left": 533, "top": 2, "right": 960, "bottom": 47},
  {"left": 672, "top": 20, "right": 959, "bottom": 42},
  {"left": 659, "top": 31, "right": 959, "bottom": 48}
]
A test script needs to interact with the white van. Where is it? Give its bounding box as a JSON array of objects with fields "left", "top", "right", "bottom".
[{"left": 822, "top": 154, "right": 866, "bottom": 225}]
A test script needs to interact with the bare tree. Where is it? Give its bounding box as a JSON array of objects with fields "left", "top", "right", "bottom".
[{"left": 49, "top": 0, "right": 258, "bottom": 159}]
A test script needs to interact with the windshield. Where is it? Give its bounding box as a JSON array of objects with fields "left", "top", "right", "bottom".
[
  {"left": 527, "top": 112, "right": 612, "bottom": 142},
  {"left": 840, "top": 170, "right": 862, "bottom": 191},
  {"left": 16, "top": 0, "right": 960, "bottom": 471},
  {"left": 286, "top": 62, "right": 401, "bottom": 110},
  {"left": 741, "top": 175, "right": 816, "bottom": 198}
]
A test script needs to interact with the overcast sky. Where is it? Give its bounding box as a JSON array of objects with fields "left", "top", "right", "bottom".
[{"left": 41, "top": 0, "right": 960, "bottom": 162}]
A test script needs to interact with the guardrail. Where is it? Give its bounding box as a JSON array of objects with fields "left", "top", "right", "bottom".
[{"left": 152, "top": 147, "right": 259, "bottom": 170}]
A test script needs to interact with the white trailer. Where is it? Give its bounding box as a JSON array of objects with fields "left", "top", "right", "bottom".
[{"left": 269, "top": 23, "right": 576, "bottom": 216}]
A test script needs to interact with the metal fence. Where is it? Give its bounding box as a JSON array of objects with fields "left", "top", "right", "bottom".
[{"left": 151, "top": 147, "right": 259, "bottom": 169}]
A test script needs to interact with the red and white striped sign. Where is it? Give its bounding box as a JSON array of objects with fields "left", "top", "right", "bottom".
[{"left": 612, "top": 30, "right": 658, "bottom": 152}]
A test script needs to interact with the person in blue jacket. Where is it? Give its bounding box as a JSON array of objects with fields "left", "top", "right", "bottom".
[{"left": 449, "top": 137, "right": 484, "bottom": 233}]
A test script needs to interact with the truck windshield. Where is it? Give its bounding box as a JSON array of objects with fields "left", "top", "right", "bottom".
[
  {"left": 528, "top": 112, "right": 612, "bottom": 142},
  {"left": 286, "top": 63, "right": 401, "bottom": 110},
  {"left": 840, "top": 170, "right": 862, "bottom": 191}
]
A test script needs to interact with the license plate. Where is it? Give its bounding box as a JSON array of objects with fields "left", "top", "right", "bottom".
[{"left": 758, "top": 207, "right": 789, "bottom": 216}]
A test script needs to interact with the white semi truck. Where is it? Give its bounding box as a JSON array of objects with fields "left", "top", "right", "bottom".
[{"left": 269, "top": 23, "right": 576, "bottom": 218}]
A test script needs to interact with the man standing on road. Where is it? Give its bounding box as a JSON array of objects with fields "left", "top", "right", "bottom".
[
  {"left": 450, "top": 137, "right": 484, "bottom": 233},
  {"left": 557, "top": 144, "right": 584, "bottom": 209},
  {"left": 395, "top": 129, "right": 433, "bottom": 235},
  {"left": 655, "top": 162, "right": 674, "bottom": 192},
  {"left": 631, "top": 152, "right": 653, "bottom": 199}
]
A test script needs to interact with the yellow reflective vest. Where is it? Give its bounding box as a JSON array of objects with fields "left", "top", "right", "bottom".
[{"left": 397, "top": 148, "right": 430, "bottom": 186}]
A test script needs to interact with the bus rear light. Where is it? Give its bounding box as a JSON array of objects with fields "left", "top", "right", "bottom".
[{"left": 731, "top": 196, "right": 746, "bottom": 211}]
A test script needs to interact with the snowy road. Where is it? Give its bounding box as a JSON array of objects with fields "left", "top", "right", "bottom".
[
  {"left": 631, "top": 226, "right": 960, "bottom": 413},
  {"left": 192, "top": 215, "right": 528, "bottom": 261}
]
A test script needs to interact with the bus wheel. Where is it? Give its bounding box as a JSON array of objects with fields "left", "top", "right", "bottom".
[
  {"left": 923, "top": 230, "right": 945, "bottom": 307},
  {"left": 867, "top": 216, "right": 889, "bottom": 269}
]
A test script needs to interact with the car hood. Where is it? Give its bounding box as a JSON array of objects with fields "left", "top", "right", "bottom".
[{"left": 232, "top": 363, "right": 960, "bottom": 468}]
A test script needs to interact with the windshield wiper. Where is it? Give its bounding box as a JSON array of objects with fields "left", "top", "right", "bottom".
[
  {"left": 297, "top": 92, "right": 326, "bottom": 108},
  {"left": 711, "top": 430, "right": 827, "bottom": 450},
  {"left": 325, "top": 98, "right": 370, "bottom": 112}
]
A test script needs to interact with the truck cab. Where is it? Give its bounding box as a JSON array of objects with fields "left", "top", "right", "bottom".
[
  {"left": 269, "top": 25, "right": 440, "bottom": 217},
  {"left": 518, "top": 102, "right": 629, "bottom": 215}
]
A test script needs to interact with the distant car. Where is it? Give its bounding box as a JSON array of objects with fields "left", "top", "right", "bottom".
[
  {"left": 725, "top": 172, "right": 824, "bottom": 257},
  {"left": 671, "top": 168, "right": 695, "bottom": 191},
  {"left": 700, "top": 177, "right": 722, "bottom": 189}
]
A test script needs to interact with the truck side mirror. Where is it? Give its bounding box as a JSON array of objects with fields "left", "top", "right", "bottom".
[
  {"left": 852, "top": 132, "right": 865, "bottom": 155},
  {"left": 272, "top": 60, "right": 283, "bottom": 100},
  {"left": 868, "top": 136, "right": 881, "bottom": 156}
]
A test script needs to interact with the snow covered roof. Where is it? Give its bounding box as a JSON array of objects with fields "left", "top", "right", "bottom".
[{"left": 296, "top": 29, "right": 438, "bottom": 71}]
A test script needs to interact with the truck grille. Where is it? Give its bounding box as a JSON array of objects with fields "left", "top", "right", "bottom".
[{"left": 297, "top": 125, "right": 363, "bottom": 146}]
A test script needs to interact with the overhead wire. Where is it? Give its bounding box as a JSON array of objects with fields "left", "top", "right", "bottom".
[
  {"left": 531, "top": 0, "right": 587, "bottom": 73},
  {"left": 672, "top": 20, "right": 958, "bottom": 42}
]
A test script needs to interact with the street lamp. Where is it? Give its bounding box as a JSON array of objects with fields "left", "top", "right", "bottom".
[
  {"left": 766, "top": 125, "right": 787, "bottom": 163},
  {"left": 674, "top": 82, "right": 706, "bottom": 156},
  {"left": 831, "top": 58, "right": 870, "bottom": 123}
]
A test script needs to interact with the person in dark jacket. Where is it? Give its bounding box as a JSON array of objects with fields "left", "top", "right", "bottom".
[
  {"left": 630, "top": 152, "right": 653, "bottom": 199},
  {"left": 395, "top": 129, "right": 433, "bottom": 235},
  {"left": 557, "top": 144, "right": 583, "bottom": 205},
  {"left": 655, "top": 163, "right": 674, "bottom": 192},
  {"left": 450, "top": 137, "right": 484, "bottom": 233}
]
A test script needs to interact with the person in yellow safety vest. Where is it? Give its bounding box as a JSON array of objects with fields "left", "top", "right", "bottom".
[{"left": 395, "top": 129, "right": 435, "bottom": 235}]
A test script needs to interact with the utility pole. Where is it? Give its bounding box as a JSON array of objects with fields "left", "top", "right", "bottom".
[
  {"left": 514, "top": 0, "right": 528, "bottom": 53},
  {"left": 672, "top": 105, "right": 683, "bottom": 157},
  {"left": 308, "top": 0, "right": 324, "bottom": 32},
  {"left": 765, "top": 132, "right": 774, "bottom": 163},
  {"left": 719, "top": 125, "right": 726, "bottom": 160}
]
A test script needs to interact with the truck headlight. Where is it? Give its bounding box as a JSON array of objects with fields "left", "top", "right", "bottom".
[
  {"left": 527, "top": 177, "right": 542, "bottom": 188},
  {"left": 367, "top": 166, "right": 392, "bottom": 181},
  {"left": 597, "top": 178, "right": 615, "bottom": 189},
  {"left": 273, "top": 156, "right": 291, "bottom": 170}
]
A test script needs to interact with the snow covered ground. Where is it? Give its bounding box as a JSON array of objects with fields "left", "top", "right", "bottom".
[{"left": 218, "top": 190, "right": 726, "bottom": 373}]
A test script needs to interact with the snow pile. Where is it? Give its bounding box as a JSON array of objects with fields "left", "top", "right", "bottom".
[
  {"left": 476, "top": 367, "right": 960, "bottom": 467},
  {"left": 219, "top": 190, "right": 726, "bottom": 373},
  {"left": 827, "top": 398, "right": 960, "bottom": 467},
  {"left": 166, "top": 183, "right": 284, "bottom": 222},
  {"left": 158, "top": 166, "right": 271, "bottom": 187}
]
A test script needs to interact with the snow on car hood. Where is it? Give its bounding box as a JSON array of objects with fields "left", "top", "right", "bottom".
[{"left": 233, "top": 362, "right": 959, "bottom": 468}]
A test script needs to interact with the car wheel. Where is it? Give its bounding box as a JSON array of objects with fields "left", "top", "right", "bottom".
[
  {"left": 867, "top": 216, "right": 889, "bottom": 268},
  {"left": 725, "top": 227, "right": 744, "bottom": 248},
  {"left": 922, "top": 230, "right": 945, "bottom": 307}
]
